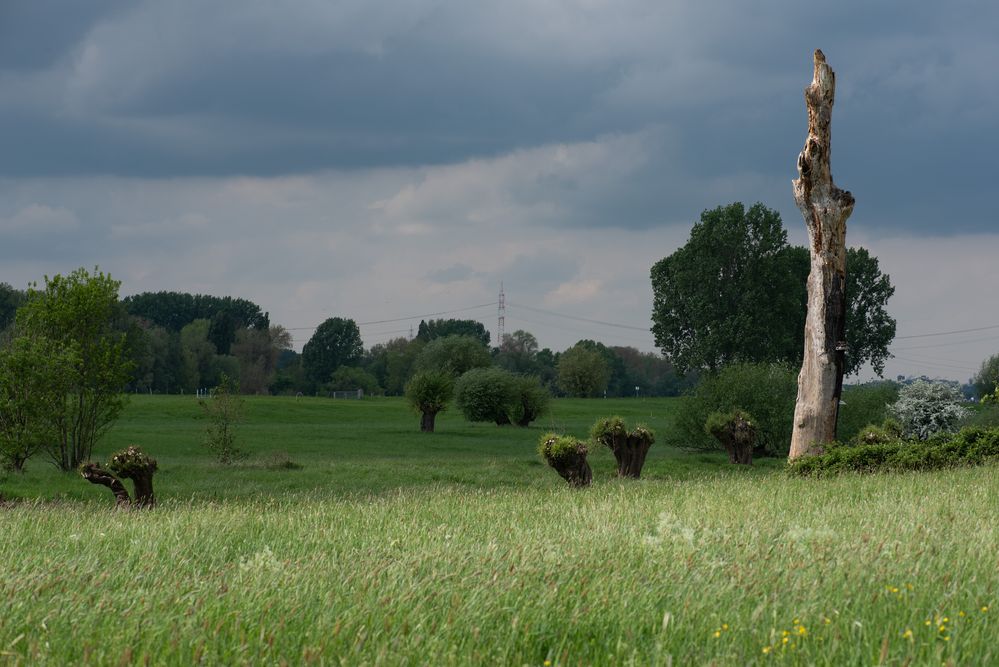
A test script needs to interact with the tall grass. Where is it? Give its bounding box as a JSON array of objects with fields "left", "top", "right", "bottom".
[
  {"left": 2, "top": 468, "right": 997, "bottom": 665},
  {"left": 1, "top": 396, "right": 996, "bottom": 664}
]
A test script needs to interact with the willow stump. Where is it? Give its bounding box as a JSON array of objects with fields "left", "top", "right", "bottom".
[
  {"left": 591, "top": 417, "right": 655, "bottom": 479},
  {"left": 789, "top": 50, "right": 855, "bottom": 460},
  {"left": 80, "top": 446, "right": 158, "bottom": 508},
  {"left": 705, "top": 411, "right": 757, "bottom": 465},
  {"left": 538, "top": 434, "right": 592, "bottom": 487}
]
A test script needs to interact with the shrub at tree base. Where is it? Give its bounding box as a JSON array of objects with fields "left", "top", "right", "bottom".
[
  {"left": 672, "top": 362, "right": 796, "bottom": 455},
  {"left": 590, "top": 416, "right": 655, "bottom": 478},
  {"left": 704, "top": 410, "right": 757, "bottom": 465},
  {"left": 80, "top": 445, "right": 158, "bottom": 508},
  {"left": 786, "top": 427, "right": 999, "bottom": 477},
  {"left": 538, "top": 433, "right": 592, "bottom": 487}
]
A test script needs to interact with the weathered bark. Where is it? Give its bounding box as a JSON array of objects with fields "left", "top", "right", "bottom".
[
  {"left": 420, "top": 411, "right": 437, "bottom": 432},
  {"left": 604, "top": 432, "right": 655, "bottom": 479},
  {"left": 117, "top": 470, "right": 156, "bottom": 507},
  {"left": 550, "top": 453, "right": 593, "bottom": 488},
  {"left": 80, "top": 463, "right": 132, "bottom": 508},
  {"left": 789, "top": 50, "right": 855, "bottom": 460}
]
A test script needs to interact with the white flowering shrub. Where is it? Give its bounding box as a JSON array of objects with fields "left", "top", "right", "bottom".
[{"left": 888, "top": 380, "right": 970, "bottom": 440}]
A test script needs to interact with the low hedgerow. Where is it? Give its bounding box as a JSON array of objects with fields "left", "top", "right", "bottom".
[{"left": 787, "top": 427, "right": 999, "bottom": 477}]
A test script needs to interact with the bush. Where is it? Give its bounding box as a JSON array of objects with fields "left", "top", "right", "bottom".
[
  {"left": 851, "top": 420, "right": 902, "bottom": 446},
  {"left": 326, "top": 366, "right": 382, "bottom": 396},
  {"left": 837, "top": 381, "right": 900, "bottom": 442},
  {"left": 455, "top": 368, "right": 549, "bottom": 427},
  {"left": 888, "top": 380, "right": 970, "bottom": 440},
  {"left": 199, "top": 374, "right": 245, "bottom": 464},
  {"left": 787, "top": 427, "right": 999, "bottom": 477},
  {"left": 671, "top": 362, "right": 796, "bottom": 455}
]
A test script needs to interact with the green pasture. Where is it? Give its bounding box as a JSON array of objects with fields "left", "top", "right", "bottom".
[{"left": 1, "top": 396, "right": 997, "bottom": 665}]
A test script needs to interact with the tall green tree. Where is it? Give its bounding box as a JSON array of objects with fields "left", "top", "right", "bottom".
[
  {"left": 0, "top": 282, "right": 26, "bottom": 332},
  {"left": 651, "top": 202, "right": 895, "bottom": 376},
  {"left": 0, "top": 336, "right": 77, "bottom": 471},
  {"left": 416, "top": 319, "right": 490, "bottom": 347},
  {"left": 495, "top": 330, "right": 540, "bottom": 374},
  {"left": 302, "top": 317, "right": 363, "bottom": 388},
  {"left": 557, "top": 344, "right": 611, "bottom": 398},
  {"left": 16, "top": 268, "right": 135, "bottom": 470},
  {"left": 973, "top": 354, "right": 999, "bottom": 399},
  {"left": 413, "top": 335, "right": 492, "bottom": 377}
]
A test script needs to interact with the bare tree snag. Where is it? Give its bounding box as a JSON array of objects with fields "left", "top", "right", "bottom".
[{"left": 789, "top": 50, "right": 856, "bottom": 460}]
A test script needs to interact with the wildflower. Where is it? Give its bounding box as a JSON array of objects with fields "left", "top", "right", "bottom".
[
  {"left": 721, "top": 624, "right": 728, "bottom": 631},
  {"left": 713, "top": 631, "right": 721, "bottom": 638},
  {"left": 944, "top": 636, "right": 950, "bottom": 642},
  {"left": 762, "top": 647, "right": 771, "bottom": 654},
  {"left": 782, "top": 637, "right": 789, "bottom": 645},
  {"left": 925, "top": 620, "right": 932, "bottom": 626},
  {"left": 902, "top": 629, "right": 913, "bottom": 640},
  {"left": 544, "top": 661, "right": 551, "bottom": 666},
  {"left": 943, "top": 617, "right": 949, "bottom": 623},
  {"left": 906, "top": 583, "right": 913, "bottom": 590},
  {"left": 782, "top": 630, "right": 790, "bottom": 637},
  {"left": 797, "top": 626, "right": 807, "bottom": 636},
  {"left": 938, "top": 625, "right": 947, "bottom": 633},
  {"left": 823, "top": 617, "right": 832, "bottom": 625},
  {"left": 982, "top": 606, "right": 990, "bottom": 613},
  {"left": 959, "top": 611, "right": 966, "bottom": 617}
]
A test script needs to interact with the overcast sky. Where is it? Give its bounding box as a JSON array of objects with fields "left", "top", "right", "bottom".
[{"left": 2, "top": 0, "right": 997, "bottom": 382}]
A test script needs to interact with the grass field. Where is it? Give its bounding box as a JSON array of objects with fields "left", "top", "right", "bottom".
[{"left": 2, "top": 396, "right": 997, "bottom": 665}]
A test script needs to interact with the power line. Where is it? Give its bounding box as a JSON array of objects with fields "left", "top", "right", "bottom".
[
  {"left": 285, "top": 302, "right": 497, "bottom": 332},
  {"left": 507, "top": 301, "right": 650, "bottom": 332},
  {"left": 890, "top": 333, "right": 999, "bottom": 352},
  {"left": 894, "top": 323, "right": 999, "bottom": 340}
]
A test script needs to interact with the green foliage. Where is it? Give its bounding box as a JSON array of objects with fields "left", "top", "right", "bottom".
[
  {"left": 404, "top": 370, "right": 454, "bottom": 416},
  {"left": 495, "top": 330, "right": 540, "bottom": 374},
  {"left": 302, "top": 317, "right": 364, "bottom": 387},
  {"left": 837, "top": 381, "right": 900, "bottom": 443},
  {"left": 454, "top": 367, "right": 518, "bottom": 424},
  {"left": 365, "top": 337, "right": 424, "bottom": 396},
  {"left": 590, "top": 416, "right": 627, "bottom": 447},
  {"left": 703, "top": 409, "right": 754, "bottom": 439},
  {"left": 0, "top": 336, "right": 77, "bottom": 471},
  {"left": 507, "top": 375, "right": 551, "bottom": 427},
  {"left": 0, "top": 282, "right": 26, "bottom": 332},
  {"left": 123, "top": 291, "right": 269, "bottom": 333},
  {"left": 107, "top": 445, "right": 158, "bottom": 478},
  {"left": 413, "top": 335, "right": 491, "bottom": 377},
  {"left": 650, "top": 202, "right": 896, "bottom": 376},
  {"left": 788, "top": 427, "right": 999, "bottom": 477},
  {"left": 537, "top": 432, "right": 587, "bottom": 464},
  {"left": 199, "top": 374, "right": 245, "bottom": 464},
  {"left": 327, "top": 366, "right": 382, "bottom": 396},
  {"left": 850, "top": 421, "right": 901, "bottom": 446},
  {"left": 416, "top": 319, "right": 490, "bottom": 347},
  {"left": 888, "top": 380, "right": 970, "bottom": 440},
  {"left": 15, "top": 267, "right": 134, "bottom": 470},
  {"left": 673, "top": 362, "right": 796, "bottom": 455},
  {"left": 973, "top": 356, "right": 999, "bottom": 400},
  {"left": 557, "top": 344, "right": 610, "bottom": 397}
]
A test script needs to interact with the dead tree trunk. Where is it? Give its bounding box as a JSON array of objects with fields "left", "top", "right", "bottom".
[
  {"left": 80, "top": 463, "right": 132, "bottom": 508},
  {"left": 789, "top": 50, "right": 855, "bottom": 460}
]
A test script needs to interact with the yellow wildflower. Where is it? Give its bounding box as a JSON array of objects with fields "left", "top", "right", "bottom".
[
  {"left": 959, "top": 611, "right": 966, "bottom": 617},
  {"left": 902, "top": 629, "right": 913, "bottom": 640},
  {"left": 983, "top": 606, "right": 990, "bottom": 613},
  {"left": 721, "top": 624, "right": 728, "bottom": 631},
  {"left": 797, "top": 626, "right": 807, "bottom": 636},
  {"left": 762, "top": 647, "right": 771, "bottom": 654},
  {"left": 544, "top": 661, "right": 551, "bottom": 666},
  {"left": 782, "top": 637, "right": 789, "bottom": 645},
  {"left": 713, "top": 631, "right": 721, "bottom": 638}
]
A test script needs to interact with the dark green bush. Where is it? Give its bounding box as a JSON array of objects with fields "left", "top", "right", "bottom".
[
  {"left": 455, "top": 368, "right": 549, "bottom": 427},
  {"left": 787, "top": 427, "right": 999, "bottom": 477},
  {"left": 671, "top": 362, "right": 796, "bottom": 455},
  {"left": 837, "top": 381, "right": 900, "bottom": 442}
]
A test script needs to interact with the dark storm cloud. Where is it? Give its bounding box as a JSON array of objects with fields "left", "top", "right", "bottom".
[{"left": 1, "top": 0, "right": 997, "bottom": 235}]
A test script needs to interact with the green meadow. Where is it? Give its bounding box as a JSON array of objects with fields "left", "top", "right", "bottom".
[{"left": 2, "top": 396, "right": 997, "bottom": 665}]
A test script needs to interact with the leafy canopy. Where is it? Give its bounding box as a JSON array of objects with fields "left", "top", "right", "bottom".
[{"left": 651, "top": 202, "right": 896, "bottom": 375}]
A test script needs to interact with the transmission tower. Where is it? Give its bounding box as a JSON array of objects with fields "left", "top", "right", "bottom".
[{"left": 497, "top": 282, "right": 505, "bottom": 344}]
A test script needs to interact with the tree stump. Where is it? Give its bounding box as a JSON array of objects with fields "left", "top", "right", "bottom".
[
  {"left": 108, "top": 446, "right": 158, "bottom": 507},
  {"left": 706, "top": 412, "right": 757, "bottom": 465},
  {"left": 790, "top": 50, "right": 855, "bottom": 460},
  {"left": 538, "top": 434, "right": 592, "bottom": 487},
  {"left": 80, "top": 446, "right": 158, "bottom": 508},
  {"left": 591, "top": 417, "right": 655, "bottom": 479}
]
